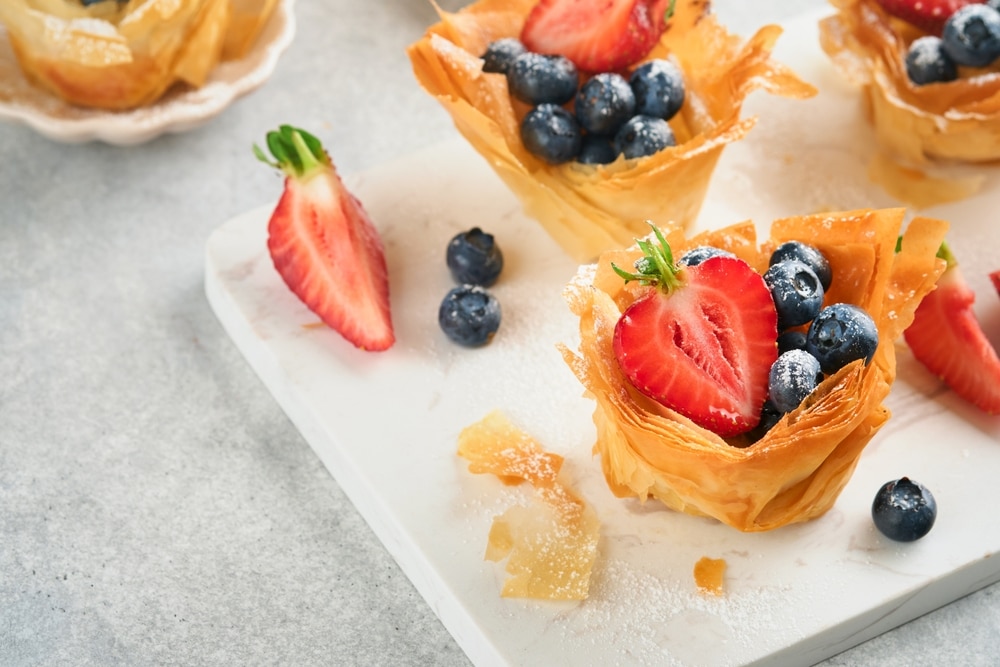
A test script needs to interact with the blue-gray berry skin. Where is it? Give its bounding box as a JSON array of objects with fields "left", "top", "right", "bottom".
[
  {"left": 521, "top": 104, "right": 582, "bottom": 164},
  {"left": 806, "top": 303, "right": 879, "bottom": 374},
  {"left": 905, "top": 36, "right": 958, "bottom": 85},
  {"left": 678, "top": 246, "right": 736, "bottom": 267},
  {"left": 438, "top": 285, "right": 501, "bottom": 347},
  {"left": 769, "top": 241, "right": 832, "bottom": 291},
  {"left": 613, "top": 115, "right": 675, "bottom": 159},
  {"left": 507, "top": 53, "right": 579, "bottom": 105},
  {"left": 629, "top": 59, "right": 685, "bottom": 121},
  {"left": 578, "top": 135, "right": 618, "bottom": 165},
  {"left": 872, "top": 477, "right": 937, "bottom": 542},
  {"left": 482, "top": 38, "right": 527, "bottom": 75},
  {"left": 575, "top": 73, "right": 636, "bottom": 135},
  {"left": 942, "top": 4, "right": 1000, "bottom": 68},
  {"left": 446, "top": 228, "right": 503, "bottom": 287},
  {"left": 764, "top": 260, "right": 825, "bottom": 330},
  {"left": 777, "top": 329, "right": 808, "bottom": 354},
  {"left": 768, "top": 349, "right": 823, "bottom": 414}
]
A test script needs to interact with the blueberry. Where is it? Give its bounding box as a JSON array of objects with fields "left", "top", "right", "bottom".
[
  {"left": 872, "top": 477, "right": 937, "bottom": 542},
  {"left": 769, "top": 241, "right": 832, "bottom": 291},
  {"left": 578, "top": 134, "right": 619, "bottom": 165},
  {"left": 446, "top": 227, "right": 504, "bottom": 286},
  {"left": 574, "top": 73, "right": 636, "bottom": 135},
  {"left": 905, "top": 36, "right": 958, "bottom": 86},
  {"left": 438, "top": 285, "right": 501, "bottom": 347},
  {"left": 764, "top": 260, "right": 824, "bottom": 330},
  {"left": 629, "top": 59, "right": 685, "bottom": 121},
  {"left": 482, "top": 38, "right": 527, "bottom": 75},
  {"left": 768, "top": 349, "right": 823, "bottom": 414},
  {"left": 520, "top": 104, "right": 582, "bottom": 164},
  {"left": 507, "top": 52, "right": 579, "bottom": 105},
  {"left": 777, "top": 329, "right": 808, "bottom": 354},
  {"left": 805, "top": 303, "right": 879, "bottom": 374},
  {"left": 942, "top": 4, "right": 1000, "bottom": 68},
  {"left": 677, "top": 246, "right": 736, "bottom": 266},
  {"left": 613, "top": 115, "right": 675, "bottom": 159}
]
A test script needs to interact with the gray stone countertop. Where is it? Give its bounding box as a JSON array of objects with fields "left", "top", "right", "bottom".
[{"left": 1, "top": 0, "right": 997, "bottom": 665}]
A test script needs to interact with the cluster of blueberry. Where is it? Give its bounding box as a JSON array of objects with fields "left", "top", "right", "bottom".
[
  {"left": 437, "top": 228, "right": 504, "bottom": 347},
  {"left": 681, "top": 241, "right": 879, "bottom": 435},
  {"left": 905, "top": 2, "right": 1000, "bottom": 85},
  {"left": 482, "top": 38, "right": 686, "bottom": 165}
]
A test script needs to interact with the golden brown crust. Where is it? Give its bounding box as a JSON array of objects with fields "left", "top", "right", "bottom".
[
  {"left": 559, "top": 208, "right": 948, "bottom": 532},
  {"left": 820, "top": 0, "right": 1000, "bottom": 166},
  {"left": 408, "top": 0, "right": 816, "bottom": 262},
  {"left": 0, "top": 0, "right": 277, "bottom": 110}
]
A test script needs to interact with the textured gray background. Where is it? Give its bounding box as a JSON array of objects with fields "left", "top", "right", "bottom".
[{"left": 2, "top": 0, "right": 998, "bottom": 665}]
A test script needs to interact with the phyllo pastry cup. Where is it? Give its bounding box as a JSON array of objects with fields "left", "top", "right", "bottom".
[
  {"left": 560, "top": 208, "right": 948, "bottom": 532},
  {"left": 821, "top": 0, "right": 1000, "bottom": 166},
  {"left": 407, "top": 0, "right": 816, "bottom": 262},
  {"left": 0, "top": 0, "right": 277, "bottom": 110}
]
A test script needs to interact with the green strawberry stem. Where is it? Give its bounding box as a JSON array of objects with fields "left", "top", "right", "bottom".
[
  {"left": 612, "top": 223, "right": 685, "bottom": 293},
  {"left": 664, "top": 0, "right": 677, "bottom": 21},
  {"left": 253, "top": 125, "right": 330, "bottom": 179}
]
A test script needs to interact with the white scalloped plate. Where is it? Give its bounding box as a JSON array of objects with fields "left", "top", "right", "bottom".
[{"left": 0, "top": 0, "right": 295, "bottom": 145}]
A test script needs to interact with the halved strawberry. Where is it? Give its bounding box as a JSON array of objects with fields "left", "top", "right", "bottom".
[
  {"left": 903, "top": 242, "right": 1000, "bottom": 414},
  {"left": 254, "top": 126, "right": 394, "bottom": 351},
  {"left": 873, "top": 0, "right": 979, "bottom": 35},
  {"left": 611, "top": 227, "right": 778, "bottom": 437},
  {"left": 520, "top": 0, "right": 675, "bottom": 73}
]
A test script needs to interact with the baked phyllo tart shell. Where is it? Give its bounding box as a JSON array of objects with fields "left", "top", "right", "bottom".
[
  {"left": 821, "top": 0, "right": 1000, "bottom": 166},
  {"left": 408, "top": 0, "right": 816, "bottom": 262},
  {"left": 0, "top": 0, "right": 277, "bottom": 110},
  {"left": 560, "top": 208, "right": 948, "bottom": 532}
]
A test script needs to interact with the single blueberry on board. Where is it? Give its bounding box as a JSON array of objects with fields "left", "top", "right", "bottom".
[
  {"left": 629, "top": 59, "right": 686, "bottom": 121},
  {"left": 521, "top": 104, "right": 582, "bottom": 164},
  {"left": 446, "top": 227, "right": 504, "bottom": 287},
  {"left": 905, "top": 36, "right": 958, "bottom": 85},
  {"left": 942, "top": 4, "right": 1000, "bottom": 68},
  {"left": 438, "top": 285, "right": 501, "bottom": 347},
  {"left": 764, "top": 259, "right": 825, "bottom": 330},
  {"left": 613, "top": 115, "right": 675, "bottom": 159},
  {"left": 574, "top": 73, "right": 636, "bottom": 135},
  {"left": 507, "top": 52, "right": 579, "bottom": 105},
  {"left": 806, "top": 303, "right": 879, "bottom": 374},
  {"left": 872, "top": 477, "right": 937, "bottom": 542},
  {"left": 482, "top": 38, "right": 527, "bottom": 75}
]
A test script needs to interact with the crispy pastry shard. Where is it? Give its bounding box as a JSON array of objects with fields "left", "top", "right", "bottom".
[
  {"left": 408, "top": 0, "right": 815, "bottom": 262},
  {"left": 560, "top": 209, "right": 948, "bottom": 532},
  {"left": 458, "top": 410, "right": 600, "bottom": 600}
]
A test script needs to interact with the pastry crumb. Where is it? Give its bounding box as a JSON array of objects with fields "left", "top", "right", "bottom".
[{"left": 693, "top": 556, "right": 727, "bottom": 595}]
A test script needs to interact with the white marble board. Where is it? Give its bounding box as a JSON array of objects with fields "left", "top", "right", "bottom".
[{"left": 204, "top": 12, "right": 1000, "bottom": 667}]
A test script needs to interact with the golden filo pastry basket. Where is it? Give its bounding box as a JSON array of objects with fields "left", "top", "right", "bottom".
[
  {"left": 559, "top": 208, "right": 948, "bottom": 532},
  {"left": 408, "top": 0, "right": 816, "bottom": 263},
  {"left": 821, "top": 0, "right": 1000, "bottom": 166},
  {"left": 0, "top": 0, "right": 279, "bottom": 110}
]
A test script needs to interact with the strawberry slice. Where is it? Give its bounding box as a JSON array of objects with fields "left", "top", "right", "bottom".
[
  {"left": 521, "top": 0, "right": 675, "bottom": 73},
  {"left": 611, "top": 227, "right": 778, "bottom": 437},
  {"left": 903, "top": 242, "right": 1000, "bottom": 414},
  {"left": 254, "top": 126, "right": 394, "bottom": 351},
  {"left": 873, "top": 0, "right": 979, "bottom": 35},
  {"left": 990, "top": 269, "right": 1000, "bottom": 296}
]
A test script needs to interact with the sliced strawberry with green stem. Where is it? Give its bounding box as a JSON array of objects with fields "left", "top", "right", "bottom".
[
  {"left": 254, "top": 125, "right": 395, "bottom": 352},
  {"left": 903, "top": 241, "right": 1000, "bottom": 414},
  {"left": 612, "top": 226, "right": 779, "bottom": 437},
  {"left": 873, "top": 0, "right": 978, "bottom": 36},
  {"left": 521, "top": 0, "right": 676, "bottom": 73}
]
